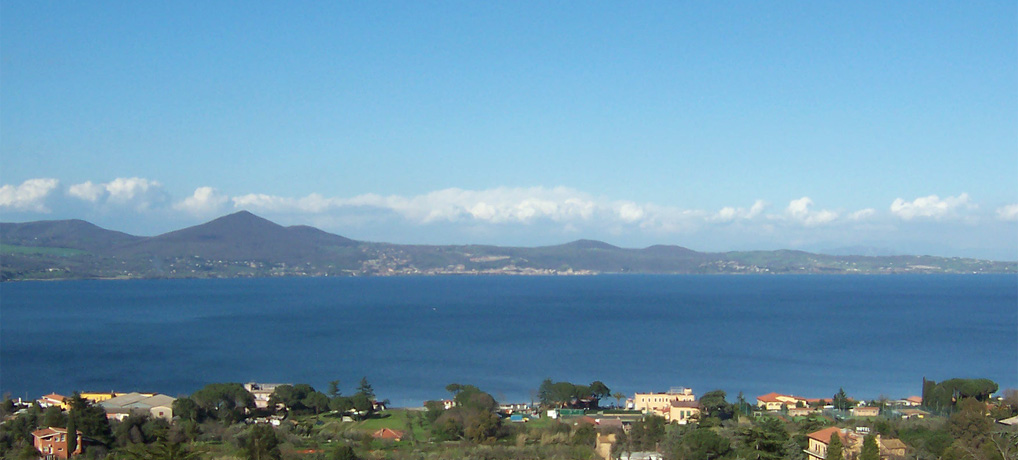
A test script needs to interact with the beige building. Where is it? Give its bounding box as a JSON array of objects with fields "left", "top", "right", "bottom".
[
  {"left": 664, "top": 400, "right": 701, "bottom": 424},
  {"left": 805, "top": 427, "right": 906, "bottom": 460},
  {"left": 100, "top": 393, "right": 175, "bottom": 421},
  {"left": 633, "top": 388, "right": 695, "bottom": 414},
  {"left": 852, "top": 406, "right": 880, "bottom": 417}
]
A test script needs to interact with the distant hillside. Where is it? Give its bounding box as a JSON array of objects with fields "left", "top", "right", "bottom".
[
  {"left": 1, "top": 211, "right": 1014, "bottom": 281},
  {"left": 0, "top": 219, "right": 141, "bottom": 252},
  {"left": 114, "top": 211, "right": 357, "bottom": 263}
]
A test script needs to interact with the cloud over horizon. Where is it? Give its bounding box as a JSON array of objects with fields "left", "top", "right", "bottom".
[
  {"left": 0, "top": 178, "right": 59, "bottom": 213},
  {"left": 890, "top": 193, "right": 974, "bottom": 221},
  {"left": 2, "top": 177, "right": 1015, "bottom": 259},
  {"left": 67, "top": 177, "right": 169, "bottom": 211}
]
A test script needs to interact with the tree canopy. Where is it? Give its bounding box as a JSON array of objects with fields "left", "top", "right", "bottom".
[
  {"left": 923, "top": 378, "right": 998, "bottom": 410},
  {"left": 190, "top": 383, "right": 255, "bottom": 424},
  {"left": 537, "top": 379, "right": 611, "bottom": 408}
]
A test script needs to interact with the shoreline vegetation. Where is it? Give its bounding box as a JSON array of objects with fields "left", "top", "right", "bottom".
[
  {"left": 2, "top": 211, "right": 1015, "bottom": 281},
  {"left": 1, "top": 377, "right": 1015, "bottom": 460}
]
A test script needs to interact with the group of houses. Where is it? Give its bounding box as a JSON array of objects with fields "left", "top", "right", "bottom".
[
  {"left": 754, "top": 392, "right": 929, "bottom": 420},
  {"left": 30, "top": 391, "right": 177, "bottom": 459},
  {"left": 805, "top": 427, "right": 907, "bottom": 460}
]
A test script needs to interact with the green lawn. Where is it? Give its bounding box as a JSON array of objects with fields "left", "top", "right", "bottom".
[{"left": 301, "top": 409, "right": 431, "bottom": 441}]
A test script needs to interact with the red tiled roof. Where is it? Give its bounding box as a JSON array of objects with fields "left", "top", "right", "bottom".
[
  {"left": 32, "top": 427, "right": 81, "bottom": 440},
  {"left": 756, "top": 392, "right": 783, "bottom": 402},
  {"left": 807, "top": 427, "right": 851, "bottom": 444},
  {"left": 372, "top": 428, "right": 404, "bottom": 440}
]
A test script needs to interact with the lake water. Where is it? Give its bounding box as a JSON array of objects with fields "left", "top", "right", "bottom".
[{"left": 1, "top": 275, "right": 1015, "bottom": 407}]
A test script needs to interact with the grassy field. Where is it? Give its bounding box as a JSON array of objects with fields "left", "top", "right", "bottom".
[{"left": 301, "top": 409, "right": 431, "bottom": 441}]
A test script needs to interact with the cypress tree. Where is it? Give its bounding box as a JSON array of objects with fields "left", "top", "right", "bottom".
[
  {"left": 860, "top": 434, "right": 879, "bottom": 460},
  {"left": 66, "top": 411, "right": 78, "bottom": 454},
  {"left": 827, "top": 431, "right": 844, "bottom": 460}
]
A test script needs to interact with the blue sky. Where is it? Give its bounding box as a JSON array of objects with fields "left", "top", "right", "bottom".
[{"left": 2, "top": 2, "right": 1016, "bottom": 259}]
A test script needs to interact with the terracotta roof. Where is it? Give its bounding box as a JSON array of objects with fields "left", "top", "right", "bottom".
[
  {"left": 756, "top": 392, "right": 784, "bottom": 402},
  {"left": 807, "top": 427, "right": 852, "bottom": 444},
  {"left": 906, "top": 396, "right": 922, "bottom": 404},
  {"left": 32, "top": 427, "right": 81, "bottom": 439},
  {"left": 41, "top": 394, "right": 67, "bottom": 402},
  {"left": 371, "top": 428, "right": 404, "bottom": 440}
]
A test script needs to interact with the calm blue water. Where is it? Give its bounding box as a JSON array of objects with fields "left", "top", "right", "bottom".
[{"left": 1, "top": 275, "right": 1015, "bottom": 407}]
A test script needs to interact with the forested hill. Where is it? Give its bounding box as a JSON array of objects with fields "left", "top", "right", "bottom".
[{"left": 1, "top": 211, "right": 1014, "bottom": 280}]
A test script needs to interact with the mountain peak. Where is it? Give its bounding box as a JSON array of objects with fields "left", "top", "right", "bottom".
[{"left": 562, "top": 239, "right": 620, "bottom": 250}]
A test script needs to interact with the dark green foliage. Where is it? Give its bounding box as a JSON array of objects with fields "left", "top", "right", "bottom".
[
  {"left": 898, "top": 424, "right": 954, "bottom": 458},
  {"left": 947, "top": 398, "right": 993, "bottom": 448},
  {"left": 700, "top": 390, "right": 735, "bottom": 421},
  {"left": 571, "top": 423, "right": 596, "bottom": 447},
  {"left": 589, "top": 381, "right": 611, "bottom": 403},
  {"left": 860, "top": 434, "right": 879, "bottom": 460},
  {"left": 826, "top": 431, "right": 844, "bottom": 460},
  {"left": 67, "top": 393, "right": 112, "bottom": 446},
  {"left": 330, "top": 444, "right": 358, "bottom": 460},
  {"left": 923, "top": 378, "right": 999, "bottom": 411},
  {"left": 330, "top": 396, "right": 354, "bottom": 414},
  {"left": 0, "top": 404, "right": 41, "bottom": 452},
  {"left": 429, "top": 384, "right": 502, "bottom": 443},
  {"left": 120, "top": 439, "right": 205, "bottom": 460},
  {"left": 268, "top": 383, "right": 320, "bottom": 415},
  {"left": 3, "top": 442, "right": 43, "bottom": 460},
  {"left": 328, "top": 380, "right": 341, "bottom": 398},
  {"left": 172, "top": 397, "right": 200, "bottom": 422},
  {"left": 667, "top": 427, "right": 733, "bottom": 460},
  {"left": 424, "top": 400, "right": 445, "bottom": 424},
  {"left": 739, "top": 417, "right": 789, "bottom": 460},
  {"left": 41, "top": 406, "right": 66, "bottom": 428},
  {"left": 832, "top": 388, "right": 851, "bottom": 411},
  {"left": 357, "top": 377, "right": 375, "bottom": 400},
  {"left": 112, "top": 413, "right": 170, "bottom": 447},
  {"left": 537, "top": 379, "right": 611, "bottom": 408},
  {"left": 191, "top": 383, "right": 255, "bottom": 424},
  {"left": 303, "top": 391, "right": 330, "bottom": 414},
  {"left": 66, "top": 412, "right": 77, "bottom": 454},
  {"left": 350, "top": 393, "right": 374, "bottom": 419},
  {"left": 238, "top": 424, "right": 281, "bottom": 460},
  {"left": 629, "top": 415, "right": 667, "bottom": 451}
]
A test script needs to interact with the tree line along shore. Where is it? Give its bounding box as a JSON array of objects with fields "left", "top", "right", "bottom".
[{"left": 1, "top": 377, "right": 1015, "bottom": 460}]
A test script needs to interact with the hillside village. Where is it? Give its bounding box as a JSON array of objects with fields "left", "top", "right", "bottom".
[{"left": 2, "top": 377, "right": 1015, "bottom": 460}]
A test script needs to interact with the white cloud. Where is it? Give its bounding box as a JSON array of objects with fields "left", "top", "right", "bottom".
[
  {"left": 67, "top": 181, "right": 106, "bottom": 202},
  {"left": 711, "top": 200, "right": 767, "bottom": 222},
  {"left": 67, "top": 177, "right": 167, "bottom": 211},
  {"left": 104, "top": 177, "right": 161, "bottom": 206},
  {"left": 996, "top": 204, "right": 1018, "bottom": 222},
  {"left": 174, "top": 187, "right": 229, "bottom": 216},
  {"left": 890, "top": 193, "right": 973, "bottom": 220},
  {"left": 232, "top": 193, "right": 341, "bottom": 214},
  {"left": 849, "top": 208, "right": 876, "bottom": 221},
  {"left": 0, "top": 178, "right": 59, "bottom": 212},
  {"left": 784, "top": 197, "right": 838, "bottom": 226}
]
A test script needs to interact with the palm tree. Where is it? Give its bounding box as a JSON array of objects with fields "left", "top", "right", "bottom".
[{"left": 611, "top": 392, "right": 626, "bottom": 408}]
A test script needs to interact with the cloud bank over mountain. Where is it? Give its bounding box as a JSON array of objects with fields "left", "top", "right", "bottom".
[{"left": 1, "top": 177, "right": 1015, "bottom": 260}]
